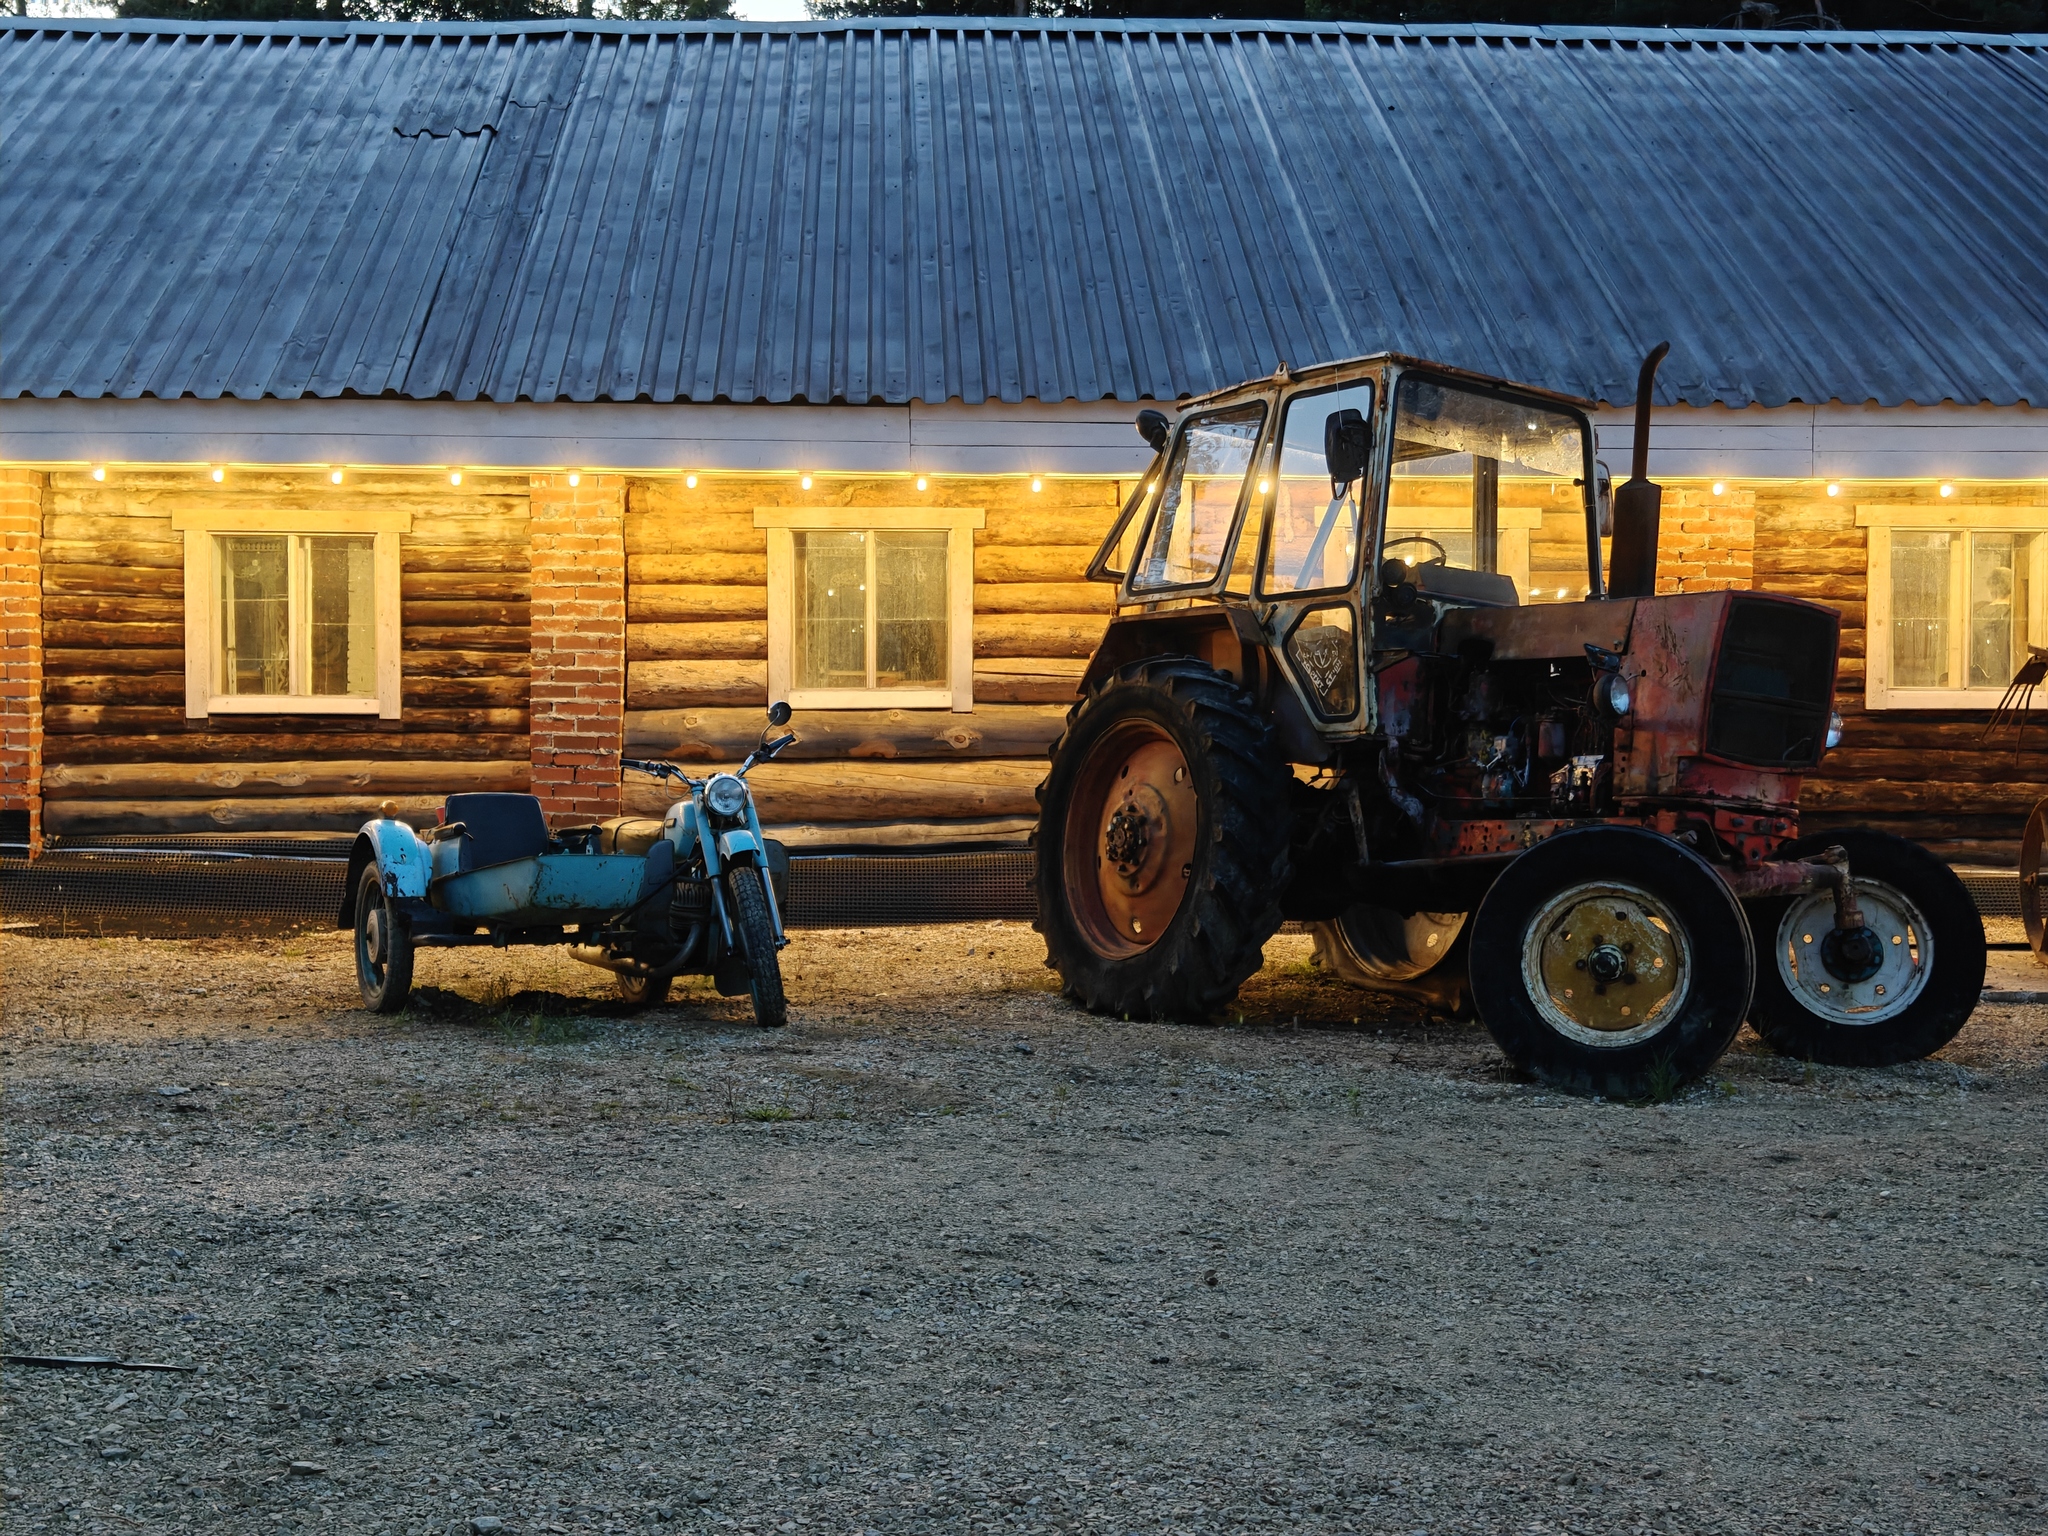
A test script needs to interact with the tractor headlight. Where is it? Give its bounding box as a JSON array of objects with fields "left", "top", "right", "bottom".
[
  {"left": 705, "top": 773, "right": 749, "bottom": 819},
  {"left": 1826, "top": 709, "right": 1843, "bottom": 751},
  {"left": 1594, "top": 670, "right": 1632, "bottom": 720}
]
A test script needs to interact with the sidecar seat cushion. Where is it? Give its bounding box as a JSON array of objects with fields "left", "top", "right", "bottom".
[
  {"left": 443, "top": 793, "right": 551, "bottom": 871},
  {"left": 598, "top": 816, "right": 669, "bottom": 857}
]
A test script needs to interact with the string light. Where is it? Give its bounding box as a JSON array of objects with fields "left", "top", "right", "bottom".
[
  {"left": 1826, "top": 482, "right": 1841, "bottom": 498},
  {"left": 685, "top": 474, "right": 698, "bottom": 489},
  {"left": 1711, "top": 481, "right": 1725, "bottom": 496},
  {"left": 330, "top": 468, "right": 344, "bottom": 485},
  {"left": 1257, "top": 479, "right": 1270, "bottom": 494},
  {"left": 1939, "top": 482, "right": 1955, "bottom": 498},
  {"left": 210, "top": 466, "right": 224, "bottom": 483},
  {"left": 90, "top": 465, "right": 105, "bottom": 482},
  {"left": 567, "top": 472, "right": 581, "bottom": 488},
  {"left": 449, "top": 470, "right": 463, "bottom": 487},
  {"left": 800, "top": 474, "right": 813, "bottom": 491},
  {"left": 915, "top": 476, "right": 929, "bottom": 491},
  {"left": 1030, "top": 477, "right": 1042, "bottom": 493}
]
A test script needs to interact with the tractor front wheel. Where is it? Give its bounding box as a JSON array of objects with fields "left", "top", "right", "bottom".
[
  {"left": 1470, "top": 826, "right": 1753, "bottom": 1098},
  {"left": 1034, "top": 655, "right": 1292, "bottom": 1021},
  {"left": 1745, "top": 828, "right": 1984, "bottom": 1066}
]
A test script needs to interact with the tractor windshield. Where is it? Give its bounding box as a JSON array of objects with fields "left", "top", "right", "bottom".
[
  {"left": 1129, "top": 402, "right": 1266, "bottom": 592},
  {"left": 1389, "top": 377, "right": 1592, "bottom": 604}
]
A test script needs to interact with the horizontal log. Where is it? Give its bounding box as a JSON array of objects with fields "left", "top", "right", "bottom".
[
  {"left": 1799, "top": 779, "right": 2048, "bottom": 814},
  {"left": 627, "top": 553, "right": 768, "bottom": 586},
  {"left": 620, "top": 758, "right": 1045, "bottom": 823},
  {"left": 402, "top": 545, "right": 531, "bottom": 575},
  {"left": 40, "top": 564, "right": 183, "bottom": 598},
  {"left": 45, "top": 647, "right": 185, "bottom": 676},
  {"left": 1753, "top": 573, "right": 1863, "bottom": 602},
  {"left": 404, "top": 676, "right": 528, "bottom": 707},
  {"left": 627, "top": 621, "right": 767, "bottom": 662},
  {"left": 1813, "top": 750, "right": 2048, "bottom": 783},
  {"left": 45, "top": 795, "right": 448, "bottom": 837},
  {"left": 771, "top": 816, "right": 1037, "bottom": 850},
  {"left": 44, "top": 674, "right": 185, "bottom": 707},
  {"left": 981, "top": 508, "right": 1117, "bottom": 547},
  {"left": 398, "top": 649, "right": 530, "bottom": 680},
  {"left": 972, "top": 657, "right": 1088, "bottom": 703},
  {"left": 973, "top": 582, "right": 1114, "bottom": 615},
  {"left": 627, "top": 660, "right": 768, "bottom": 709},
  {"left": 44, "top": 759, "right": 530, "bottom": 801},
  {"left": 974, "top": 614, "right": 1106, "bottom": 659},
  {"left": 1755, "top": 510, "right": 1861, "bottom": 533},
  {"left": 42, "top": 539, "right": 184, "bottom": 570},
  {"left": 973, "top": 546, "right": 1100, "bottom": 584},
  {"left": 403, "top": 625, "right": 530, "bottom": 654},
  {"left": 44, "top": 731, "right": 530, "bottom": 765},
  {"left": 624, "top": 511, "right": 771, "bottom": 556},
  {"left": 625, "top": 704, "right": 1070, "bottom": 761},
  {"left": 401, "top": 598, "right": 530, "bottom": 629},
  {"left": 40, "top": 594, "right": 184, "bottom": 625},
  {"left": 42, "top": 515, "right": 177, "bottom": 543},
  {"left": 627, "top": 585, "right": 770, "bottom": 623},
  {"left": 44, "top": 620, "right": 184, "bottom": 649},
  {"left": 401, "top": 571, "right": 529, "bottom": 601}
]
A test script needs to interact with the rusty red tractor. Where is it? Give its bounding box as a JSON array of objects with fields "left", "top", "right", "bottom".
[{"left": 1034, "top": 348, "right": 1985, "bottom": 1097}]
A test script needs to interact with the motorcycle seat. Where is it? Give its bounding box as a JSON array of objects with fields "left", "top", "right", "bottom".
[{"left": 442, "top": 793, "right": 551, "bottom": 871}]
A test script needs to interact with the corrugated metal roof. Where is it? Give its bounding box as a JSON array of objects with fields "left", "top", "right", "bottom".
[{"left": 4, "top": 18, "right": 2046, "bottom": 409}]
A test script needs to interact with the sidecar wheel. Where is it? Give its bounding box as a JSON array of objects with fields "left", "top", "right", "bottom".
[
  {"left": 617, "top": 972, "right": 671, "bottom": 1010},
  {"left": 353, "top": 864, "right": 414, "bottom": 1014}
]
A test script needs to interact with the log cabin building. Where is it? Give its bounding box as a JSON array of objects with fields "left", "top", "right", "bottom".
[{"left": 3, "top": 17, "right": 2046, "bottom": 877}]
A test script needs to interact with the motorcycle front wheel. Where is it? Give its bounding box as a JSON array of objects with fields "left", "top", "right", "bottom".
[{"left": 726, "top": 863, "right": 787, "bottom": 1028}]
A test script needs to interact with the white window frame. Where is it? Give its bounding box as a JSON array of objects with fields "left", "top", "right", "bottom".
[
  {"left": 756, "top": 506, "right": 983, "bottom": 712},
  {"left": 1860, "top": 504, "right": 2048, "bottom": 710},
  {"left": 174, "top": 509, "right": 407, "bottom": 719}
]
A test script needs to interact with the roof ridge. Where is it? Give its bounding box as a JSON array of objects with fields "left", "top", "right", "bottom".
[{"left": 1, "top": 16, "right": 2043, "bottom": 49}]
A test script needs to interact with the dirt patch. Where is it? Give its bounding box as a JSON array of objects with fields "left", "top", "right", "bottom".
[{"left": 3, "top": 927, "right": 2044, "bottom": 1535}]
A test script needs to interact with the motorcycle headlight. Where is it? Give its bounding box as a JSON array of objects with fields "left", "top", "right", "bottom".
[
  {"left": 1594, "top": 670, "right": 1632, "bottom": 720},
  {"left": 1826, "top": 709, "right": 1844, "bottom": 751},
  {"left": 705, "top": 773, "right": 749, "bottom": 819}
]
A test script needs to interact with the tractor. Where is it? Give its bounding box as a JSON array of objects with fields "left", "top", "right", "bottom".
[{"left": 1034, "top": 349, "right": 1984, "bottom": 1097}]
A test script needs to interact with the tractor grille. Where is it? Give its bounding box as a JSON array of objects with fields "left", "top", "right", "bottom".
[{"left": 1704, "top": 596, "right": 1837, "bottom": 769}]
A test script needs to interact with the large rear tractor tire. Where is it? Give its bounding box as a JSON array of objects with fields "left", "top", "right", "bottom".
[
  {"left": 353, "top": 863, "right": 415, "bottom": 1014},
  {"left": 1470, "top": 826, "right": 1753, "bottom": 1098},
  {"left": 1745, "top": 828, "right": 1984, "bottom": 1066},
  {"left": 1034, "top": 656, "right": 1292, "bottom": 1021}
]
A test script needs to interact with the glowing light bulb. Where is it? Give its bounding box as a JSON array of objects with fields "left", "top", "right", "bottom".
[
  {"left": 567, "top": 472, "right": 581, "bottom": 488},
  {"left": 1826, "top": 482, "right": 1841, "bottom": 498},
  {"left": 1939, "top": 482, "right": 1955, "bottom": 498},
  {"left": 1404, "top": 555, "right": 1417, "bottom": 567},
  {"left": 449, "top": 471, "right": 463, "bottom": 486},
  {"left": 915, "top": 476, "right": 928, "bottom": 491},
  {"left": 800, "top": 474, "right": 813, "bottom": 491},
  {"left": 329, "top": 468, "right": 344, "bottom": 485},
  {"left": 1711, "top": 481, "right": 1725, "bottom": 496},
  {"left": 1257, "top": 479, "right": 1269, "bottom": 494},
  {"left": 1030, "top": 477, "right": 1043, "bottom": 493},
  {"left": 91, "top": 465, "right": 106, "bottom": 481},
  {"left": 210, "top": 466, "right": 224, "bottom": 483},
  {"left": 685, "top": 474, "right": 698, "bottom": 490}
]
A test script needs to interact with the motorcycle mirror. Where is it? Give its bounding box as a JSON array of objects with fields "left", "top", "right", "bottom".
[
  {"left": 1136, "top": 408, "right": 1171, "bottom": 454},
  {"left": 1324, "top": 407, "right": 1369, "bottom": 491},
  {"left": 766, "top": 700, "right": 792, "bottom": 727}
]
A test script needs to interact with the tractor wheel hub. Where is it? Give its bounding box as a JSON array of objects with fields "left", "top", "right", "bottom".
[{"left": 1819, "top": 924, "right": 1885, "bottom": 984}]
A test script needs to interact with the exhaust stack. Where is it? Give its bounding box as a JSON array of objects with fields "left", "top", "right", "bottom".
[{"left": 1606, "top": 342, "right": 1670, "bottom": 598}]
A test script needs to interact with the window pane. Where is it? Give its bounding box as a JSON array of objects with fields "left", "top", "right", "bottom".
[
  {"left": 1968, "top": 533, "right": 2024, "bottom": 688},
  {"left": 1133, "top": 403, "right": 1264, "bottom": 591},
  {"left": 306, "top": 537, "right": 377, "bottom": 696},
  {"left": 1264, "top": 382, "right": 1372, "bottom": 595},
  {"left": 874, "top": 531, "right": 948, "bottom": 689},
  {"left": 794, "top": 531, "right": 868, "bottom": 689},
  {"left": 218, "top": 535, "right": 289, "bottom": 696},
  {"left": 1890, "top": 531, "right": 1951, "bottom": 689}
]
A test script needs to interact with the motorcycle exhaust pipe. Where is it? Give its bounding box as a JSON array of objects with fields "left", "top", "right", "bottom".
[{"left": 1606, "top": 341, "right": 1670, "bottom": 599}]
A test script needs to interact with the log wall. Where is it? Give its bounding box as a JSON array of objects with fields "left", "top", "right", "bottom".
[
  {"left": 39, "top": 471, "right": 531, "bottom": 837},
  {"left": 622, "top": 476, "right": 1121, "bottom": 826}
]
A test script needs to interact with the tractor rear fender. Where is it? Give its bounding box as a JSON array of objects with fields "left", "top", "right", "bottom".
[
  {"left": 1079, "top": 610, "right": 1246, "bottom": 697},
  {"left": 337, "top": 820, "right": 432, "bottom": 928}
]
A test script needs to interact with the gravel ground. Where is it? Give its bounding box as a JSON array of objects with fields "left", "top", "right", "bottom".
[{"left": 3, "top": 924, "right": 2045, "bottom": 1536}]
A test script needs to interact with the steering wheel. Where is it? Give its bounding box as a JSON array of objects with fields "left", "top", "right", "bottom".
[{"left": 1382, "top": 534, "right": 1449, "bottom": 566}]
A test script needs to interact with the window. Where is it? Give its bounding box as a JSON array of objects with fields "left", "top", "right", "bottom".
[
  {"left": 1129, "top": 403, "right": 1265, "bottom": 592},
  {"left": 758, "top": 507, "right": 983, "bottom": 711},
  {"left": 1863, "top": 507, "right": 2048, "bottom": 708},
  {"left": 1259, "top": 381, "right": 1372, "bottom": 597},
  {"left": 175, "top": 509, "right": 406, "bottom": 718},
  {"left": 1387, "top": 377, "right": 1587, "bottom": 601}
]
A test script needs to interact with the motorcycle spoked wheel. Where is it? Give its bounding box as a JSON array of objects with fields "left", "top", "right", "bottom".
[{"left": 725, "top": 863, "right": 787, "bottom": 1028}]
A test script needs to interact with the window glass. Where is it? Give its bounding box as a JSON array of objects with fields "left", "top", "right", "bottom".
[
  {"left": 1890, "top": 531, "right": 1951, "bottom": 688},
  {"left": 794, "top": 531, "right": 868, "bottom": 690},
  {"left": 875, "top": 531, "right": 948, "bottom": 689},
  {"left": 1262, "top": 382, "right": 1372, "bottom": 596},
  {"left": 306, "top": 537, "right": 376, "bottom": 696},
  {"left": 1131, "top": 403, "right": 1265, "bottom": 591},
  {"left": 1390, "top": 377, "right": 1586, "bottom": 598},
  {"left": 1969, "top": 532, "right": 2033, "bottom": 688},
  {"left": 218, "top": 536, "right": 289, "bottom": 696}
]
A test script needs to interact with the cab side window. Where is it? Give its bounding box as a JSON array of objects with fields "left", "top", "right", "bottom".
[
  {"left": 1260, "top": 382, "right": 1373, "bottom": 596},
  {"left": 1130, "top": 403, "right": 1265, "bottom": 592}
]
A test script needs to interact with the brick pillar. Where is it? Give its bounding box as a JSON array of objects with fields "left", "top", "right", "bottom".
[
  {"left": 529, "top": 473, "right": 626, "bottom": 827},
  {"left": 0, "top": 470, "right": 44, "bottom": 857},
  {"left": 1657, "top": 485, "right": 1756, "bottom": 595}
]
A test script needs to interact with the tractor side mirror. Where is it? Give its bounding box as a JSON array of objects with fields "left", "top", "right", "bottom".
[
  {"left": 766, "top": 700, "right": 792, "bottom": 727},
  {"left": 1593, "top": 461, "right": 1614, "bottom": 538},
  {"left": 1324, "top": 408, "right": 1369, "bottom": 491},
  {"left": 1136, "top": 408, "right": 1171, "bottom": 454}
]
